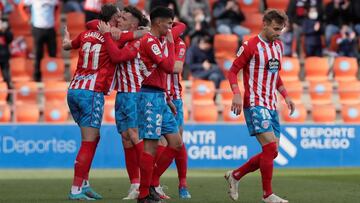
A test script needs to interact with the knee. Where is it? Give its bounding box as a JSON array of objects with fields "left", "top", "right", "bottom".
[
  {"left": 128, "top": 128, "right": 139, "bottom": 142},
  {"left": 167, "top": 137, "right": 183, "bottom": 151}
]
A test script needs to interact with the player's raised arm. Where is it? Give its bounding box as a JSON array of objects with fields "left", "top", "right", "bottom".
[
  {"left": 159, "top": 31, "right": 175, "bottom": 73},
  {"left": 171, "top": 21, "right": 186, "bottom": 40},
  {"left": 62, "top": 25, "right": 81, "bottom": 50},
  {"left": 277, "top": 76, "right": 295, "bottom": 115}
]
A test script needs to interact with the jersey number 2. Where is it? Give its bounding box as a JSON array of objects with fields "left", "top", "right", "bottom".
[{"left": 82, "top": 42, "right": 102, "bottom": 70}]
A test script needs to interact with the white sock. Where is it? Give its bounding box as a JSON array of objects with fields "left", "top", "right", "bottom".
[
  {"left": 71, "top": 186, "right": 82, "bottom": 195},
  {"left": 82, "top": 180, "right": 90, "bottom": 188}
]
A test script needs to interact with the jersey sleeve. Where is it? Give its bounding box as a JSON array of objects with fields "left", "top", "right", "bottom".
[
  {"left": 228, "top": 41, "right": 252, "bottom": 87},
  {"left": 118, "top": 31, "right": 135, "bottom": 47},
  {"left": 231, "top": 41, "right": 252, "bottom": 73},
  {"left": 143, "top": 39, "right": 166, "bottom": 65},
  {"left": 175, "top": 40, "right": 186, "bottom": 63},
  {"left": 71, "top": 33, "right": 82, "bottom": 49}
]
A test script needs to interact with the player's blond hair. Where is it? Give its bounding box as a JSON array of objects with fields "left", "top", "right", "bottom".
[{"left": 263, "top": 9, "right": 288, "bottom": 26}]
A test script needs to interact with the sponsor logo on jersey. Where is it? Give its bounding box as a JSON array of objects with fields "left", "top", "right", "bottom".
[{"left": 267, "top": 58, "right": 280, "bottom": 73}]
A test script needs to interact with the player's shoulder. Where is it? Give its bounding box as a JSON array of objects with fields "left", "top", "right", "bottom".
[
  {"left": 243, "top": 35, "right": 260, "bottom": 48},
  {"left": 236, "top": 36, "right": 258, "bottom": 57},
  {"left": 141, "top": 33, "right": 157, "bottom": 44}
]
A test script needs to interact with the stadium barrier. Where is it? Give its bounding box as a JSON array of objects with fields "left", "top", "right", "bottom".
[{"left": 0, "top": 124, "right": 359, "bottom": 168}]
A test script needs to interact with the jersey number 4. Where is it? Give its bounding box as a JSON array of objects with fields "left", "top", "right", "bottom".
[{"left": 82, "top": 42, "right": 102, "bottom": 70}]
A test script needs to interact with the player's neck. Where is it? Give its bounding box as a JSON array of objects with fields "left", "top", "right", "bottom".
[
  {"left": 259, "top": 32, "right": 271, "bottom": 43},
  {"left": 150, "top": 28, "right": 161, "bottom": 38}
]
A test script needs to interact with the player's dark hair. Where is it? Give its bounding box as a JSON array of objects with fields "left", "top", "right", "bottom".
[
  {"left": 124, "top": 5, "right": 149, "bottom": 27},
  {"left": 263, "top": 9, "right": 288, "bottom": 26},
  {"left": 150, "top": 6, "right": 174, "bottom": 22},
  {"left": 99, "top": 4, "right": 118, "bottom": 23}
]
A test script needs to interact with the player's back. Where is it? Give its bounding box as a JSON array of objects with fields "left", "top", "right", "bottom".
[
  {"left": 117, "top": 39, "right": 143, "bottom": 93},
  {"left": 69, "top": 29, "right": 116, "bottom": 94}
]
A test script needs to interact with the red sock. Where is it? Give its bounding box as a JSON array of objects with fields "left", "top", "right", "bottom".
[
  {"left": 139, "top": 152, "right": 154, "bottom": 199},
  {"left": 152, "top": 147, "right": 178, "bottom": 187},
  {"left": 72, "top": 140, "right": 98, "bottom": 186},
  {"left": 83, "top": 137, "right": 100, "bottom": 181},
  {"left": 134, "top": 141, "right": 144, "bottom": 164},
  {"left": 154, "top": 145, "right": 166, "bottom": 163},
  {"left": 232, "top": 153, "right": 261, "bottom": 180},
  {"left": 175, "top": 144, "right": 188, "bottom": 188},
  {"left": 260, "top": 142, "right": 277, "bottom": 198},
  {"left": 124, "top": 146, "right": 140, "bottom": 184}
]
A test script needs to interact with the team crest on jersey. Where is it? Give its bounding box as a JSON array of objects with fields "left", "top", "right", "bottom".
[
  {"left": 156, "top": 127, "right": 161, "bottom": 136},
  {"left": 237, "top": 46, "right": 245, "bottom": 57},
  {"left": 151, "top": 44, "right": 161, "bottom": 56},
  {"left": 267, "top": 58, "right": 280, "bottom": 73},
  {"left": 262, "top": 120, "right": 270, "bottom": 129}
]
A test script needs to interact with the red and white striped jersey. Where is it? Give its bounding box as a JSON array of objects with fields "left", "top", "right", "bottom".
[
  {"left": 116, "top": 40, "right": 143, "bottom": 93},
  {"left": 68, "top": 30, "right": 116, "bottom": 94},
  {"left": 167, "top": 38, "right": 186, "bottom": 99},
  {"left": 84, "top": 0, "right": 102, "bottom": 13},
  {"left": 231, "top": 35, "right": 283, "bottom": 110}
]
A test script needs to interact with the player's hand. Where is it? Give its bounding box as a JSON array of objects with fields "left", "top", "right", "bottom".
[
  {"left": 97, "top": 21, "right": 111, "bottom": 34},
  {"left": 110, "top": 27, "right": 121, "bottom": 40},
  {"left": 166, "top": 29, "right": 174, "bottom": 43},
  {"left": 134, "top": 29, "right": 149, "bottom": 39},
  {"left": 231, "top": 94, "right": 242, "bottom": 115},
  {"left": 285, "top": 97, "right": 295, "bottom": 116},
  {"left": 62, "top": 26, "right": 72, "bottom": 50},
  {"left": 167, "top": 100, "right": 177, "bottom": 115}
]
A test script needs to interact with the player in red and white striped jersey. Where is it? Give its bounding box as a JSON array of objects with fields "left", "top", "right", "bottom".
[
  {"left": 62, "top": 4, "right": 138, "bottom": 201},
  {"left": 150, "top": 36, "right": 189, "bottom": 200},
  {"left": 225, "top": 9, "right": 295, "bottom": 203},
  {"left": 164, "top": 37, "right": 191, "bottom": 198},
  {"left": 99, "top": 6, "right": 149, "bottom": 200}
]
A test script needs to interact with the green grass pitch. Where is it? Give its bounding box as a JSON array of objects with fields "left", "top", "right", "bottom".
[{"left": 0, "top": 168, "right": 360, "bottom": 203}]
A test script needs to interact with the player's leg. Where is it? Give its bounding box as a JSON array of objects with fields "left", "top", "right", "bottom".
[
  {"left": 137, "top": 92, "right": 163, "bottom": 202},
  {"left": 67, "top": 89, "right": 104, "bottom": 200},
  {"left": 115, "top": 92, "right": 141, "bottom": 199},
  {"left": 78, "top": 128, "right": 103, "bottom": 200},
  {"left": 155, "top": 137, "right": 167, "bottom": 163},
  {"left": 151, "top": 137, "right": 171, "bottom": 200},
  {"left": 173, "top": 99, "right": 191, "bottom": 198},
  {"left": 151, "top": 104, "right": 181, "bottom": 190},
  {"left": 225, "top": 106, "right": 273, "bottom": 201},
  {"left": 261, "top": 109, "right": 288, "bottom": 203},
  {"left": 121, "top": 130, "right": 141, "bottom": 200}
]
